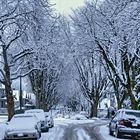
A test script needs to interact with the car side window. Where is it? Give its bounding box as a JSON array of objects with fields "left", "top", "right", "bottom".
[
  {"left": 112, "top": 113, "right": 117, "bottom": 120},
  {"left": 113, "top": 111, "right": 119, "bottom": 120}
]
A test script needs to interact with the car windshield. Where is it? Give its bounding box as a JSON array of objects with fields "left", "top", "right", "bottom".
[
  {"left": 26, "top": 111, "right": 42, "bottom": 114},
  {"left": 125, "top": 111, "right": 140, "bottom": 118},
  {"left": 25, "top": 110, "right": 45, "bottom": 121}
]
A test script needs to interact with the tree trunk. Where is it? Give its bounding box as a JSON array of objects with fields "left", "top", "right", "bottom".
[
  {"left": 36, "top": 92, "right": 39, "bottom": 108},
  {"left": 6, "top": 88, "right": 15, "bottom": 121},
  {"left": 36, "top": 91, "right": 41, "bottom": 109},
  {"left": 90, "top": 104, "right": 94, "bottom": 118},
  {"left": 90, "top": 102, "right": 98, "bottom": 117},
  {"left": 116, "top": 90, "right": 126, "bottom": 109},
  {"left": 127, "top": 86, "right": 138, "bottom": 109},
  {"left": 3, "top": 48, "right": 15, "bottom": 121}
]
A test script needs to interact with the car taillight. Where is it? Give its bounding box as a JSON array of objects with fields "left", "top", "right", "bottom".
[{"left": 119, "top": 120, "right": 129, "bottom": 125}]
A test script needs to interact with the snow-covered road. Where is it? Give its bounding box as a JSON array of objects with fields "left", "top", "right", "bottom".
[
  {"left": 41, "top": 118, "right": 135, "bottom": 140},
  {"left": 40, "top": 118, "right": 96, "bottom": 140},
  {"left": 100, "top": 125, "right": 133, "bottom": 140},
  {"left": 0, "top": 117, "right": 134, "bottom": 140},
  {"left": 39, "top": 118, "right": 106, "bottom": 140},
  {"left": 40, "top": 126, "right": 65, "bottom": 140}
]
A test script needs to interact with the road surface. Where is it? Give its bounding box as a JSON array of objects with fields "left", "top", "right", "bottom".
[{"left": 40, "top": 119, "right": 108, "bottom": 140}]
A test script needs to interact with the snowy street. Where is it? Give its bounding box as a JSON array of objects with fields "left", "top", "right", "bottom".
[
  {"left": 0, "top": 116, "right": 136, "bottom": 140},
  {"left": 0, "top": 0, "right": 140, "bottom": 140},
  {"left": 39, "top": 118, "right": 107, "bottom": 140},
  {"left": 39, "top": 118, "right": 134, "bottom": 140}
]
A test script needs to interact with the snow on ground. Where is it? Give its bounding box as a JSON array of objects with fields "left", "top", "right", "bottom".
[
  {"left": 54, "top": 117, "right": 95, "bottom": 125},
  {"left": 0, "top": 123, "right": 7, "bottom": 140},
  {"left": 0, "top": 115, "right": 8, "bottom": 140},
  {"left": 40, "top": 118, "right": 95, "bottom": 140},
  {"left": 0, "top": 116, "right": 8, "bottom": 123},
  {"left": 40, "top": 126, "right": 64, "bottom": 140},
  {"left": 0, "top": 116, "right": 95, "bottom": 140},
  {"left": 100, "top": 125, "right": 132, "bottom": 140},
  {"left": 76, "top": 128, "right": 91, "bottom": 140},
  {"left": 1, "top": 115, "right": 133, "bottom": 140}
]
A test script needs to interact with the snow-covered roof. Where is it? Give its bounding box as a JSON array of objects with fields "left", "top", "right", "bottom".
[
  {"left": 25, "top": 109, "right": 44, "bottom": 113},
  {"left": 7, "top": 114, "right": 39, "bottom": 132},
  {"left": 118, "top": 108, "right": 140, "bottom": 113},
  {"left": 24, "top": 109, "right": 45, "bottom": 121}
]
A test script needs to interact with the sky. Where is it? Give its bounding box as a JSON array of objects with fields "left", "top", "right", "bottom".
[{"left": 51, "top": 0, "right": 85, "bottom": 15}]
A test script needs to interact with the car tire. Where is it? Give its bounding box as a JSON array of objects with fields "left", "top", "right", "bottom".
[
  {"left": 114, "top": 127, "right": 122, "bottom": 138},
  {"left": 109, "top": 127, "right": 113, "bottom": 136},
  {"left": 45, "top": 127, "right": 49, "bottom": 132}
]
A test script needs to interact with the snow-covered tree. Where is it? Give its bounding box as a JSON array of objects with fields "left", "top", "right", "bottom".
[
  {"left": 94, "top": 0, "right": 140, "bottom": 109},
  {"left": 74, "top": 53, "right": 108, "bottom": 117},
  {"left": 0, "top": 0, "right": 33, "bottom": 120},
  {"left": 25, "top": 0, "right": 64, "bottom": 110},
  {"left": 71, "top": 0, "right": 140, "bottom": 109}
]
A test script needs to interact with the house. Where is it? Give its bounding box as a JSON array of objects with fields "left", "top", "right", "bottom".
[
  {"left": 0, "top": 83, "right": 36, "bottom": 114},
  {"left": 0, "top": 85, "right": 7, "bottom": 114}
]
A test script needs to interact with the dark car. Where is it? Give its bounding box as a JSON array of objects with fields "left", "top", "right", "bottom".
[{"left": 109, "top": 109, "right": 140, "bottom": 138}]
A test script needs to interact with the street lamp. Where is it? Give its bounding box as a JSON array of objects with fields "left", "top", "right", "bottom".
[{"left": 19, "top": 76, "right": 23, "bottom": 111}]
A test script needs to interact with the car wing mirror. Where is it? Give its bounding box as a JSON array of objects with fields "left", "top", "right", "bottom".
[
  {"left": 35, "top": 124, "right": 38, "bottom": 130},
  {"left": 111, "top": 116, "right": 114, "bottom": 119}
]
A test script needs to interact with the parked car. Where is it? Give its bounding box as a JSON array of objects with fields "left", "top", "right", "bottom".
[
  {"left": 45, "top": 113, "right": 54, "bottom": 128},
  {"left": 24, "top": 109, "right": 49, "bottom": 132},
  {"left": 71, "top": 113, "right": 88, "bottom": 120},
  {"left": 109, "top": 108, "right": 140, "bottom": 138},
  {"left": 80, "top": 111, "right": 89, "bottom": 119},
  {"left": 4, "top": 114, "right": 41, "bottom": 140}
]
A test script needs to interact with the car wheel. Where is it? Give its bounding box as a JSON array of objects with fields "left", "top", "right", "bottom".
[
  {"left": 45, "top": 127, "right": 49, "bottom": 132},
  {"left": 114, "top": 127, "right": 122, "bottom": 138},
  {"left": 109, "top": 127, "right": 113, "bottom": 136}
]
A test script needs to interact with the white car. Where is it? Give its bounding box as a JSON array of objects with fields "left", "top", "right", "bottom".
[
  {"left": 25, "top": 109, "right": 49, "bottom": 132},
  {"left": 45, "top": 113, "right": 54, "bottom": 128},
  {"left": 80, "top": 111, "right": 89, "bottom": 118},
  {"left": 4, "top": 114, "right": 41, "bottom": 140},
  {"left": 71, "top": 114, "right": 88, "bottom": 120}
]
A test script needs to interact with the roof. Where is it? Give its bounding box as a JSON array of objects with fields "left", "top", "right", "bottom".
[
  {"left": 25, "top": 109, "right": 44, "bottom": 113},
  {"left": 118, "top": 108, "right": 140, "bottom": 113},
  {"left": 14, "top": 113, "right": 35, "bottom": 118}
]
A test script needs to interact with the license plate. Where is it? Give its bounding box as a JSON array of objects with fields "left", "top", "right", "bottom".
[
  {"left": 132, "top": 123, "right": 137, "bottom": 127},
  {"left": 18, "top": 133, "right": 23, "bottom": 137}
]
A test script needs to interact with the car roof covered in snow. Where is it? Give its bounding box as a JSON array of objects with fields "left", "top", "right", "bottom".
[
  {"left": 14, "top": 113, "right": 35, "bottom": 117},
  {"left": 118, "top": 108, "right": 140, "bottom": 113},
  {"left": 25, "top": 109, "right": 44, "bottom": 113},
  {"left": 24, "top": 109, "right": 45, "bottom": 121}
]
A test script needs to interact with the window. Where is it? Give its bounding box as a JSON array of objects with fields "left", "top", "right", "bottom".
[{"left": 125, "top": 111, "right": 140, "bottom": 118}]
